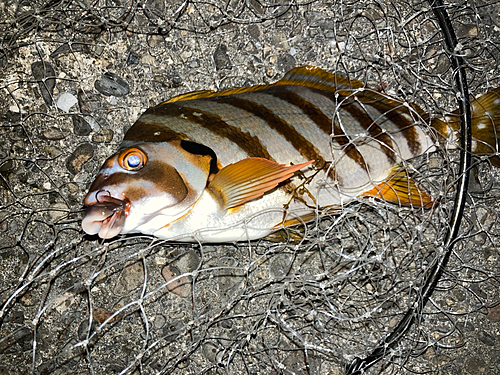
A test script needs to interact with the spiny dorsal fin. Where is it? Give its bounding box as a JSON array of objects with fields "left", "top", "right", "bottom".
[
  {"left": 164, "top": 90, "right": 216, "bottom": 103},
  {"left": 208, "top": 158, "right": 314, "bottom": 210},
  {"left": 276, "top": 65, "right": 364, "bottom": 91},
  {"left": 162, "top": 66, "right": 364, "bottom": 104},
  {"left": 361, "top": 169, "right": 435, "bottom": 208}
]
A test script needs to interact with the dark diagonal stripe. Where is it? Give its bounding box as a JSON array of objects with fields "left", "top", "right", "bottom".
[
  {"left": 313, "top": 87, "right": 422, "bottom": 157},
  {"left": 151, "top": 104, "right": 273, "bottom": 160},
  {"left": 356, "top": 91, "right": 423, "bottom": 156},
  {"left": 213, "top": 94, "right": 325, "bottom": 167},
  {"left": 340, "top": 100, "right": 397, "bottom": 164},
  {"left": 265, "top": 86, "right": 369, "bottom": 172}
]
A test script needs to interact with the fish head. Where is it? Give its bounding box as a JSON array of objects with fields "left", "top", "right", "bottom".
[{"left": 82, "top": 140, "right": 214, "bottom": 239}]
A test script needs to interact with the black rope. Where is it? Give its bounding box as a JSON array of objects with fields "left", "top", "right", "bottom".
[{"left": 345, "top": 0, "right": 473, "bottom": 373}]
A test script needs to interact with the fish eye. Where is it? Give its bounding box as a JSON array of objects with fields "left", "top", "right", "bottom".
[
  {"left": 119, "top": 148, "right": 147, "bottom": 171},
  {"left": 127, "top": 154, "right": 141, "bottom": 168}
]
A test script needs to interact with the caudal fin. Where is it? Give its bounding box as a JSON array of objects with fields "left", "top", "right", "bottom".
[{"left": 434, "top": 87, "right": 500, "bottom": 167}]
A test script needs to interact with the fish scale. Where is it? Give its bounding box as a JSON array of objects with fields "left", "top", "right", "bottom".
[{"left": 82, "top": 65, "right": 500, "bottom": 242}]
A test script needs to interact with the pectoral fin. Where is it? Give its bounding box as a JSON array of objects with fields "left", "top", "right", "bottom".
[
  {"left": 208, "top": 157, "right": 314, "bottom": 210},
  {"left": 361, "top": 170, "right": 435, "bottom": 208}
]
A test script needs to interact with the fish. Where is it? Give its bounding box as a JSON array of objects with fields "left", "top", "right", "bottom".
[{"left": 82, "top": 65, "right": 500, "bottom": 243}]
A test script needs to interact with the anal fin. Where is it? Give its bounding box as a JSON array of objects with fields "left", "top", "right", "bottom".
[
  {"left": 361, "top": 170, "right": 435, "bottom": 209},
  {"left": 265, "top": 227, "right": 306, "bottom": 243}
]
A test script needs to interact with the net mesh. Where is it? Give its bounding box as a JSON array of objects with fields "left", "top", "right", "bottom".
[{"left": 1, "top": 0, "right": 500, "bottom": 374}]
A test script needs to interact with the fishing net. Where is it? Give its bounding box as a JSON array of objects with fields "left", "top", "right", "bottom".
[{"left": 1, "top": 0, "right": 500, "bottom": 373}]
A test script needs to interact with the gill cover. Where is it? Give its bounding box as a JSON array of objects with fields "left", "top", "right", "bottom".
[{"left": 82, "top": 140, "right": 214, "bottom": 238}]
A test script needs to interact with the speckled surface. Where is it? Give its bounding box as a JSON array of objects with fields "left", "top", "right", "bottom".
[{"left": 1, "top": 0, "right": 499, "bottom": 374}]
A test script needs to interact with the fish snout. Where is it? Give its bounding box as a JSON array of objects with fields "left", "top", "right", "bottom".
[{"left": 82, "top": 190, "right": 130, "bottom": 239}]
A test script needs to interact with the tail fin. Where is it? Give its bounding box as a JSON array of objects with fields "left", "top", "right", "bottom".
[{"left": 433, "top": 87, "right": 500, "bottom": 167}]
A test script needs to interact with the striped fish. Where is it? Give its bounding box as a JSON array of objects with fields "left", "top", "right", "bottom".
[{"left": 82, "top": 66, "right": 500, "bottom": 242}]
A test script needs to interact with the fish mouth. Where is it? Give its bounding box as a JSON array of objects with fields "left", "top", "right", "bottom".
[{"left": 82, "top": 191, "right": 129, "bottom": 239}]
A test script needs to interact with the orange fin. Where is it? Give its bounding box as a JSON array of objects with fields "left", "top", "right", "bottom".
[
  {"left": 265, "top": 227, "right": 306, "bottom": 243},
  {"left": 164, "top": 86, "right": 268, "bottom": 103},
  {"left": 470, "top": 87, "right": 500, "bottom": 166},
  {"left": 435, "top": 87, "right": 500, "bottom": 167},
  {"left": 361, "top": 171, "right": 435, "bottom": 209},
  {"left": 161, "top": 66, "right": 363, "bottom": 104},
  {"left": 162, "top": 90, "right": 216, "bottom": 103},
  {"left": 208, "top": 158, "right": 314, "bottom": 210},
  {"left": 276, "top": 65, "right": 364, "bottom": 91}
]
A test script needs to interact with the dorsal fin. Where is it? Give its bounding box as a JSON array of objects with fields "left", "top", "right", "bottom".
[
  {"left": 162, "top": 66, "right": 364, "bottom": 104},
  {"left": 165, "top": 90, "right": 216, "bottom": 103},
  {"left": 275, "top": 65, "right": 364, "bottom": 91}
]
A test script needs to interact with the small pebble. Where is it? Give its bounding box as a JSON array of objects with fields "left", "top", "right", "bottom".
[
  {"left": 0, "top": 160, "right": 15, "bottom": 173},
  {"left": 77, "top": 319, "right": 93, "bottom": 341},
  {"left": 72, "top": 115, "right": 92, "bottom": 136},
  {"left": 478, "top": 330, "right": 496, "bottom": 346},
  {"left": 161, "top": 250, "right": 200, "bottom": 298},
  {"left": 167, "top": 71, "right": 182, "bottom": 88},
  {"left": 126, "top": 51, "right": 140, "bottom": 66},
  {"left": 162, "top": 264, "right": 192, "bottom": 298},
  {"left": 44, "top": 145, "right": 62, "bottom": 158},
  {"left": 65, "top": 182, "right": 79, "bottom": 195},
  {"left": 48, "top": 202, "right": 68, "bottom": 222},
  {"left": 77, "top": 89, "right": 91, "bottom": 114},
  {"left": 277, "top": 53, "right": 296, "bottom": 72},
  {"left": 3, "top": 110, "right": 21, "bottom": 124},
  {"left": 487, "top": 304, "right": 500, "bottom": 322},
  {"left": 50, "top": 42, "right": 86, "bottom": 59},
  {"left": 464, "top": 356, "right": 487, "bottom": 375},
  {"left": 91, "top": 129, "right": 114, "bottom": 143},
  {"left": 153, "top": 315, "right": 166, "bottom": 329},
  {"left": 470, "top": 283, "right": 487, "bottom": 299},
  {"left": 56, "top": 92, "right": 78, "bottom": 112},
  {"left": 66, "top": 143, "right": 94, "bottom": 174},
  {"left": 114, "top": 261, "right": 145, "bottom": 295},
  {"left": 247, "top": 24, "right": 261, "bottom": 40},
  {"left": 202, "top": 342, "right": 219, "bottom": 363},
  {"left": 9, "top": 310, "right": 24, "bottom": 324},
  {"left": 43, "top": 127, "right": 69, "bottom": 140},
  {"left": 177, "top": 359, "right": 189, "bottom": 369},
  {"left": 213, "top": 44, "right": 232, "bottom": 70},
  {"left": 31, "top": 61, "right": 56, "bottom": 106},
  {"left": 161, "top": 319, "right": 182, "bottom": 342},
  {"left": 94, "top": 72, "right": 130, "bottom": 97},
  {"left": 93, "top": 308, "right": 122, "bottom": 324}
]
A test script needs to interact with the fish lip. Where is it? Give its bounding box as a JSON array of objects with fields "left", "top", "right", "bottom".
[{"left": 82, "top": 190, "right": 130, "bottom": 239}]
